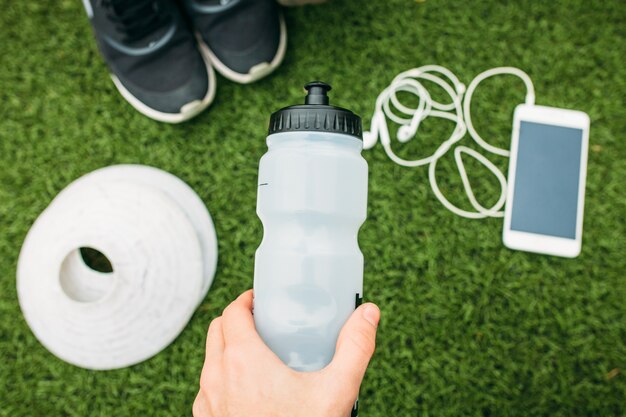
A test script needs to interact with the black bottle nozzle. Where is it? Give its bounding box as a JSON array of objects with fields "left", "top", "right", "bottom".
[{"left": 304, "top": 81, "right": 332, "bottom": 105}]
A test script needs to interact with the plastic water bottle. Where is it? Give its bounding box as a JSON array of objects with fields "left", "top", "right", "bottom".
[{"left": 253, "top": 82, "right": 368, "bottom": 415}]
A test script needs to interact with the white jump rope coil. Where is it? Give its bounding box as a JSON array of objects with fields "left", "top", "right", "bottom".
[
  {"left": 17, "top": 165, "right": 218, "bottom": 370},
  {"left": 364, "top": 65, "right": 535, "bottom": 219}
]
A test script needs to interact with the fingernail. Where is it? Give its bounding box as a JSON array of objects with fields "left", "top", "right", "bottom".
[{"left": 362, "top": 304, "right": 380, "bottom": 327}]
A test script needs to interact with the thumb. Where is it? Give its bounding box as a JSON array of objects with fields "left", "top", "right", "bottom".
[{"left": 327, "top": 303, "right": 380, "bottom": 389}]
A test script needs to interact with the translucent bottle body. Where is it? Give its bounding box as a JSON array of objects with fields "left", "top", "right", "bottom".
[{"left": 253, "top": 131, "right": 368, "bottom": 372}]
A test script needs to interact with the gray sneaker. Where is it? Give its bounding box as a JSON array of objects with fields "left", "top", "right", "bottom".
[{"left": 82, "top": 0, "right": 216, "bottom": 122}]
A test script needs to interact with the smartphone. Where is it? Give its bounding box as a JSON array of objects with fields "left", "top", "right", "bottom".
[{"left": 503, "top": 104, "right": 590, "bottom": 257}]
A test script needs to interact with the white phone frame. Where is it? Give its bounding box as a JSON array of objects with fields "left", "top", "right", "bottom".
[{"left": 503, "top": 104, "right": 590, "bottom": 258}]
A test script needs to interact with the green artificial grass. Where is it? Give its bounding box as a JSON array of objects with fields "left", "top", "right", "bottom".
[{"left": 1, "top": 1, "right": 625, "bottom": 416}]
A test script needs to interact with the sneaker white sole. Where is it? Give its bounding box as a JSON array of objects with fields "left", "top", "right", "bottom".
[
  {"left": 195, "top": 13, "right": 287, "bottom": 85},
  {"left": 109, "top": 52, "right": 217, "bottom": 124}
]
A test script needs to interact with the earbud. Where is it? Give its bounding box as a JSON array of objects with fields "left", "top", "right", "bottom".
[
  {"left": 397, "top": 125, "right": 414, "bottom": 142},
  {"left": 362, "top": 130, "right": 378, "bottom": 150},
  {"left": 396, "top": 109, "right": 424, "bottom": 142},
  {"left": 363, "top": 113, "right": 383, "bottom": 150}
]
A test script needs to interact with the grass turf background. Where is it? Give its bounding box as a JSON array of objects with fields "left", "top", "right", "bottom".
[{"left": 1, "top": 0, "right": 625, "bottom": 415}]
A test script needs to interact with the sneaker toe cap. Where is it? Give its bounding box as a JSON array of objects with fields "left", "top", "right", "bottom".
[{"left": 115, "top": 58, "right": 211, "bottom": 115}]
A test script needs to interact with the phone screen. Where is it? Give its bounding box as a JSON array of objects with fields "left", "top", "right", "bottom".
[{"left": 510, "top": 121, "right": 583, "bottom": 239}]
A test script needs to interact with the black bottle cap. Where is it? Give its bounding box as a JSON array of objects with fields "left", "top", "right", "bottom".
[{"left": 268, "top": 81, "right": 363, "bottom": 140}]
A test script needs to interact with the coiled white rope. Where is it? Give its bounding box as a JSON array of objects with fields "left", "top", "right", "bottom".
[
  {"left": 363, "top": 65, "right": 535, "bottom": 219},
  {"left": 17, "top": 165, "right": 218, "bottom": 370}
]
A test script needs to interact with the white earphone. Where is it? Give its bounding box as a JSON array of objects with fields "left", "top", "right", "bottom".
[{"left": 363, "top": 65, "right": 535, "bottom": 219}]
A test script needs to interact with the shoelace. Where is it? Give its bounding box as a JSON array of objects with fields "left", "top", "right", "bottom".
[{"left": 100, "top": 0, "right": 171, "bottom": 42}]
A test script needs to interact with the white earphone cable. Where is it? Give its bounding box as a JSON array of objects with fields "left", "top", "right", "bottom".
[{"left": 363, "top": 65, "right": 535, "bottom": 219}]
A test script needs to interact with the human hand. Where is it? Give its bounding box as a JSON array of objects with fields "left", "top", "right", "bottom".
[{"left": 193, "top": 290, "right": 380, "bottom": 417}]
